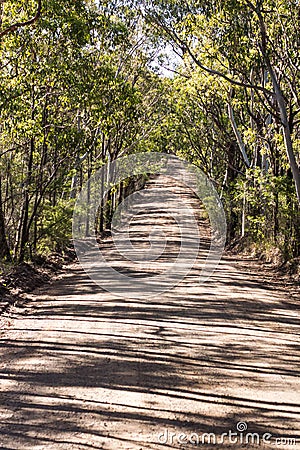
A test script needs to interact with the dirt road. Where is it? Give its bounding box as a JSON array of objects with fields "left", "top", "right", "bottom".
[{"left": 0, "top": 176, "right": 300, "bottom": 449}]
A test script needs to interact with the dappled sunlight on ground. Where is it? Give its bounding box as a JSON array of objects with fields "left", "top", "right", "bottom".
[{"left": 0, "top": 176, "right": 299, "bottom": 449}]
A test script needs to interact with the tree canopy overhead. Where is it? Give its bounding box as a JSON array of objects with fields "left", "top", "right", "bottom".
[{"left": 0, "top": 0, "right": 299, "bottom": 263}]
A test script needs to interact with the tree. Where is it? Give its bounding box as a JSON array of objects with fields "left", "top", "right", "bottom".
[
  {"left": 0, "top": 0, "right": 41, "bottom": 39},
  {"left": 0, "top": 0, "right": 166, "bottom": 260},
  {"left": 141, "top": 0, "right": 300, "bottom": 204}
]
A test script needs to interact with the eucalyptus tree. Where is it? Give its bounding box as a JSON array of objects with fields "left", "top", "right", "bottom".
[
  {"left": 140, "top": 0, "right": 300, "bottom": 205},
  {"left": 0, "top": 0, "right": 105, "bottom": 260},
  {"left": 0, "top": 0, "right": 43, "bottom": 260},
  {"left": 0, "top": 0, "right": 167, "bottom": 260}
]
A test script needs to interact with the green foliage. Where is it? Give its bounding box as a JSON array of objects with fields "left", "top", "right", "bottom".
[
  {"left": 36, "top": 200, "right": 74, "bottom": 254},
  {"left": 0, "top": 0, "right": 167, "bottom": 260},
  {"left": 0, "top": 0, "right": 300, "bottom": 264}
]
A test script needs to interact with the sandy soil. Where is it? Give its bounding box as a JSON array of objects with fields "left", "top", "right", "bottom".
[{"left": 0, "top": 176, "right": 300, "bottom": 449}]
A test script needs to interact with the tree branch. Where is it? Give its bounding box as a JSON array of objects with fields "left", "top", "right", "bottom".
[
  {"left": 147, "top": 11, "right": 274, "bottom": 97},
  {"left": 0, "top": 0, "right": 42, "bottom": 39}
]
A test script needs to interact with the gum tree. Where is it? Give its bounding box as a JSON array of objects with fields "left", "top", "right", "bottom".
[{"left": 141, "top": 0, "right": 300, "bottom": 204}]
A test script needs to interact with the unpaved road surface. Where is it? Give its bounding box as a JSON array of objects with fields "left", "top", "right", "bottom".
[{"left": 0, "top": 176, "right": 300, "bottom": 449}]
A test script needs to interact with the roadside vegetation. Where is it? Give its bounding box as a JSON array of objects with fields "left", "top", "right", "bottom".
[{"left": 0, "top": 0, "right": 300, "bottom": 295}]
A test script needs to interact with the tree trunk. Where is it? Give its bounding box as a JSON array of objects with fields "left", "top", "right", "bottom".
[
  {"left": 256, "top": 8, "right": 300, "bottom": 205},
  {"left": 268, "top": 66, "right": 300, "bottom": 204},
  {"left": 0, "top": 177, "right": 11, "bottom": 261},
  {"left": 227, "top": 97, "right": 251, "bottom": 168},
  {"left": 18, "top": 136, "right": 34, "bottom": 262}
]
